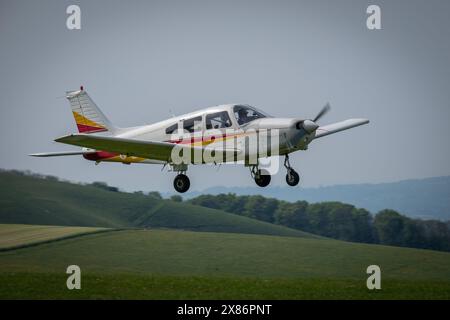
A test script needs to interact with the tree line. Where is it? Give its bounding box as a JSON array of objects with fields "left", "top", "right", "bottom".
[{"left": 188, "top": 194, "right": 450, "bottom": 252}]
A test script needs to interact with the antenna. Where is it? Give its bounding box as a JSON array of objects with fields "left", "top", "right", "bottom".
[{"left": 169, "top": 108, "right": 176, "bottom": 118}]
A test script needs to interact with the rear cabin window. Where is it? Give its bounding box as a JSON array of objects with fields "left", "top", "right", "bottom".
[
  {"left": 206, "top": 111, "right": 232, "bottom": 130},
  {"left": 183, "top": 116, "right": 202, "bottom": 133},
  {"left": 165, "top": 123, "right": 178, "bottom": 134}
]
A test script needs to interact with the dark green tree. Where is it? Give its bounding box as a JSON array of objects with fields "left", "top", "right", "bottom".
[{"left": 170, "top": 195, "right": 183, "bottom": 202}]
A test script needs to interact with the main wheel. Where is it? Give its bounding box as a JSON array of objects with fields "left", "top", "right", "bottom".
[
  {"left": 173, "top": 174, "right": 190, "bottom": 193},
  {"left": 254, "top": 169, "right": 271, "bottom": 187},
  {"left": 286, "top": 169, "right": 300, "bottom": 186}
]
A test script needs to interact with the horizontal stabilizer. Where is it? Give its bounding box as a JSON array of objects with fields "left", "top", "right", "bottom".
[
  {"left": 314, "top": 118, "right": 369, "bottom": 139},
  {"left": 55, "top": 135, "right": 177, "bottom": 162},
  {"left": 29, "top": 150, "right": 96, "bottom": 157}
]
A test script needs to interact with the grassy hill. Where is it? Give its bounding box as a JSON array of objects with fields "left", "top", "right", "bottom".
[
  {"left": 1, "top": 228, "right": 450, "bottom": 299},
  {"left": 0, "top": 170, "right": 315, "bottom": 238}
]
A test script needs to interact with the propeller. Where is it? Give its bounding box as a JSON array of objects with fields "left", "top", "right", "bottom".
[
  {"left": 313, "top": 102, "right": 331, "bottom": 122},
  {"left": 301, "top": 103, "right": 331, "bottom": 133}
]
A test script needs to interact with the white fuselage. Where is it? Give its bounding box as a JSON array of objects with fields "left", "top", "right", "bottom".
[{"left": 85, "top": 104, "right": 312, "bottom": 165}]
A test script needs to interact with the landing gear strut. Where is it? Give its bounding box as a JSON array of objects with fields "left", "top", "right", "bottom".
[
  {"left": 284, "top": 155, "right": 300, "bottom": 186},
  {"left": 250, "top": 165, "right": 271, "bottom": 187}
]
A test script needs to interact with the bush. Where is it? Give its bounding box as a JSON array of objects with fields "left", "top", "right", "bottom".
[
  {"left": 91, "top": 181, "right": 119, "bottom": 192},
  {"left": 170, "top": 195, "right": 183, "bottom": 202}
]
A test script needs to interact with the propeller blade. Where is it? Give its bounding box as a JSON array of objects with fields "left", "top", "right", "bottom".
[{"left": 313, "top": 103, "right": 331, "bottom": 122}]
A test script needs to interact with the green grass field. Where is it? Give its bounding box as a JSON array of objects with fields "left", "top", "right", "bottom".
[
  {"left": 2, "top": 272, "right": 450, "bottom": 299},
  {"left": 0, "top": 224, "right": 108, "bottom": 250},
  {"left": 1, "top": 228, "right": 450, "bottom": 299},
  {"left": 1, "top": 171, "right": 449, "bottom": 299}
]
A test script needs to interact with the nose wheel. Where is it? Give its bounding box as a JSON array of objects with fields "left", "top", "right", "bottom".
[
  {"left": 286, "top": 169, "right": 300, "bottom": 186},
  {"left": 284, "top": 155, "right": 300, "bottom": 186},
  {"left": 173, "top": 173, "right": 190, "bottom": 193}
]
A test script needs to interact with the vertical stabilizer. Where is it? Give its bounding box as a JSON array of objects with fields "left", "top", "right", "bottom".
[{"left": 66, "top": 86, "right": 117, "bottom": 134}]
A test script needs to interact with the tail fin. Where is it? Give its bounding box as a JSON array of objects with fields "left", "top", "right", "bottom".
[{"left": 66, "top": 86, "right": 117, "bottom": 134}]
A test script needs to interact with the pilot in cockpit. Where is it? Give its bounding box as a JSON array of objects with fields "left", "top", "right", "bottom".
[{"left": 237, "top": 108, "right": 249, "bottom": 125}]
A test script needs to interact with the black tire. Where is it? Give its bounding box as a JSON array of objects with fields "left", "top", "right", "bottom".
[
  {"left": 173, "top": 174, "right": 190, "bottom": 193},
  {"left": 254, "top": 169, "right": 271, "bottom": 187},
  {"left": 286, "top": 169, "right": 300, "bottom": 186}
]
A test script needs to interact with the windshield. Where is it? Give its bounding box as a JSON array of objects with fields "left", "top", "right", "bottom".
[{"left": 233, "top": 105, "right": 267, "bottom": 125}]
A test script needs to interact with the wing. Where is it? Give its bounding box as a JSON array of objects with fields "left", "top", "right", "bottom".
[
  {"left": 314, "top": 118, "right": 369, "bottom": 139},
  {"left": 29, "top": 150, "right": 96, "bottom": 157},
  {"left": 54, "top": 134, "right": 241, "bottom": 163}
]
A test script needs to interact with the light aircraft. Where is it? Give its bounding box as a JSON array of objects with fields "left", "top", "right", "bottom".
[{"left": 31, "top": 87, "right": 369, "bottom": 193}]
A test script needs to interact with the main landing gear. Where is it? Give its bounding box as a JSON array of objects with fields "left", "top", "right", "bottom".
[
  {"left": 284, "top": 155, "right": 300, "bottom": 186},
  {"left": 174, "top": 174, "right": 190, "bottom": 193},
  {"left": 171, "top": 156, "right": 300, "bottom": 192},
  {"left": 250, "top": 166, "right": 271, "bottom": 187},
  {"left": 172, "top": 164, "right": 190, "bottom": 193},
  {"left": 249, "top": 155, "right": 300, "bottom": 188}
]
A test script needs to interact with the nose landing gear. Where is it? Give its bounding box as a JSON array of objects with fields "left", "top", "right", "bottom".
[{"left": 284, "top": 155, "right": 300, "bottom": 186}]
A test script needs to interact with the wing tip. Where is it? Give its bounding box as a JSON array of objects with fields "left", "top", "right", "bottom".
[
  {"left": 360, "top": 118, "right": 370, "bottom": 124},
  {"left": 350, "top": 118, "right": 370, "bottom": 124}
]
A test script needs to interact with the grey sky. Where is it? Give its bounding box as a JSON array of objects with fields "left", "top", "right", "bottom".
[{"left": 1, "top": 0, "right": 449, "bottom": 193}]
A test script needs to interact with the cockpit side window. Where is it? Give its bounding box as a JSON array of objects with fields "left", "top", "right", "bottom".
[
  {"left": 233, "top": 105, "right": 267, "bottom": 125},
  {"left": 206, "top": 111, "right": 232, "bottom": 130},
  {"left": 165, "top": 123, "right": 178, "bottom": 134},
  {"left": 183, "top": 116, "right": 202, "bottom": 133}
]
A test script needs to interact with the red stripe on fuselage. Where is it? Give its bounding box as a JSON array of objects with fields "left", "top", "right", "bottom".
[{"left": 167, "top": 133, "right": 229, "bottom": 144}]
